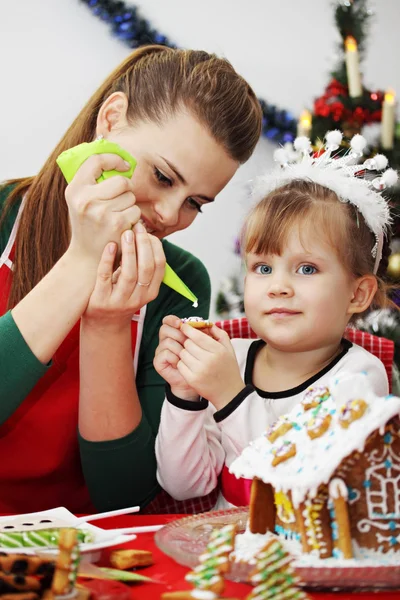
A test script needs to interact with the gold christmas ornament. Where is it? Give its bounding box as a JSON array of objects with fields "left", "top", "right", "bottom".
[{"left": 387, "top": 253, "right": 400, "bottom": 279}]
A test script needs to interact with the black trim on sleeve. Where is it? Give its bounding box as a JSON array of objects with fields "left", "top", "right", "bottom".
[
  {"left": 165, "top": 384, "right": 208, "bottom": 411},
  {"left": 213, "top": 384, "right": 255, "bottom": 423},
  {"left": 244, "top": 338, "right": 353, "bottom": 399}
]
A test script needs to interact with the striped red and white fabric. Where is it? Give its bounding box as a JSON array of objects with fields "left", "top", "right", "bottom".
[
  {"left": 142, "top": 487, "right": 220, "bottom": 515},
  {"left": 215, "top": 317, "right": 394, "bottom": 392}
]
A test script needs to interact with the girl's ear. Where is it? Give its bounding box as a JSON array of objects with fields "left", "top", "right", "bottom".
[
  {"left": 348, "top": 274, "right": 377, "bottom": 316},
  {"left": 96, "top": 92, "right": 129, "bottom": 137}
]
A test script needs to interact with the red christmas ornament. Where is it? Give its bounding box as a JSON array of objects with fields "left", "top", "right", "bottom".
[
  {"left": 326, "top": 79, "right": 348, "bottom": 97},
  {"left": 330, "top": 101, "right": 346, "bottom": 121},
  {"left": 314, "top": 98, "right": 331, "bottom": 117},
  {"left": 370, "top": 109, "right": 382, "bottom": 122}
]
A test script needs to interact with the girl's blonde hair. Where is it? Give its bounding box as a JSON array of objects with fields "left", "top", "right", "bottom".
[
  {"left": 242, "top": 179, "right": 395, "bottom": 313},
  {"left": 2, "top": 45, "right": 262, "bottom": 308}
]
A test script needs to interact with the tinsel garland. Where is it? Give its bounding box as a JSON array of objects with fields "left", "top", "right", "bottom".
[
  {"left": 79, "top": 0, "right": 297, "bottom": 145},
  {"left": 80, "top": 0, "right": 400, "bottom": 157}
]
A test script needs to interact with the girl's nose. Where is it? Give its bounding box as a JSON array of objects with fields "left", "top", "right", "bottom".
[{"left": 267, "top": 273, "right": 294, "bottom": 297}]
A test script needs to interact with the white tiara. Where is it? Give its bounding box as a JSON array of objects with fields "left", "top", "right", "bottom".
[{"left": 252, "top": 130, "right": 398, "bottom": 274}]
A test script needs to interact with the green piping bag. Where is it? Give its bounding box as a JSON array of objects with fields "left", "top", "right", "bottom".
[{"left": 56, "top": 139, "right": 198, "bottom": 307}]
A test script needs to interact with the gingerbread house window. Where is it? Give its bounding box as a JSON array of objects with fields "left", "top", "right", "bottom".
[{"left": 365, "top": 460, "right": 400, "bottom": 520}]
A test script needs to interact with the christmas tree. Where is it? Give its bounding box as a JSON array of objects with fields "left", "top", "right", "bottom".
[
  {"left": 246, "top": 538, "right": 309, "bottom": 600},
  {"left": 311, "top": 0, "right": 400, "bottom": 252},
  {"left": 185, "top": 524, "right": 237, "bottom": 594}
]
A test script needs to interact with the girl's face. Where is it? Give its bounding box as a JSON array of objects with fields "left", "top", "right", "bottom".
[
  {"left": 106, "top": 111, "right": 239, "bottom": 238},
  {"left": 244, "top": 226, "right": 358, "bottom": 352}
]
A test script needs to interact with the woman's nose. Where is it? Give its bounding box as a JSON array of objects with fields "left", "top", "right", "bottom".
[{"left": 154, "top": 196, "right": 181, "bottom": 228}]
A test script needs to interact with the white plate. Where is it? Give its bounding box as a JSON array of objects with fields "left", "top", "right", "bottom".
[{"left": 0, "top": 507, "right": 136, "bottom": 555}]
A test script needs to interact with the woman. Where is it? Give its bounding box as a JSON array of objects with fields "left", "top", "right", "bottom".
[{"left": 0, "top": 45, "right": 262, "bottom": 514}]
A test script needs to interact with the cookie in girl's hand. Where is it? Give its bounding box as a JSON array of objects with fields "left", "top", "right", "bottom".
[{"left": 180, "top": 317, "right": 214, "bottom": 330}]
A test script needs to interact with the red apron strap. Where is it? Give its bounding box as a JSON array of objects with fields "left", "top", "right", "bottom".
[{"left": 0, "top": 199, "right": 146, "bottom": 512}]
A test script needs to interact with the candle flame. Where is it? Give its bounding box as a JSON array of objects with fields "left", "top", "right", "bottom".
[
  {"left": 300, "top": 110, "right": 312, "bottom": 127},
  {"left": 345, "top": 36, "right": 358, "bottom": 52},
  {"left": 384, "top": 89, "right": 396, "bottom": 104}
]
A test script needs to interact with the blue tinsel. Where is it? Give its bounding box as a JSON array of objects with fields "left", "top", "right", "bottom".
[{"left": 79, "top": 0, "right": 296, "bottom": 144}]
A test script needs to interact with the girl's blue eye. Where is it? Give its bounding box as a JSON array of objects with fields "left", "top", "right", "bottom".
[
  {"left": 154, "top": 168, "right": 172, "bottom": 186},
  {"left": 255, "top": 264, "right": 272, "bottom": 275},
  {"left": 298, "top": 265, "right": 317, "bottom": 275}
]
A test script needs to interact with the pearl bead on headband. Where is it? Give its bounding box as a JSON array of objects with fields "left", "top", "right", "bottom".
[{"left": 251, "top": 130, "right": 398, "bottom": 274}]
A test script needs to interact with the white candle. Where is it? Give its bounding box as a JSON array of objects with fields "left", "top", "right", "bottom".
[
  {"left": 297, "top": 109, "right": 312, "bottom": 137},
  {"left": 381, "top": 89, "right": 396, "bottom": 150},
  {"left": 345, "top": 36, "right": 362, "bottom": 98}
]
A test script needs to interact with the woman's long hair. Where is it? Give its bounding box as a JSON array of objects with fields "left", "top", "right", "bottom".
[{"left": 2, "top": 45, "right": 262, "bottom": 308}]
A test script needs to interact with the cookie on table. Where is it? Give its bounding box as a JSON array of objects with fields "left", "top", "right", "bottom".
[
  {"left": 246, "top": 537, "right": 309, "bottom": 600},
  {"left": 198, "top": 524, "right": 237, "bottom": 575},
  {"left": 0, "top": 594, "right": 40, "bottom": 600},
  {"left": 51, "top": 528, "right": 80, "bottom": 597},
  {"left": 109, "top": 549, "right": 153, "bottom": 569},
  {"left": 0, "top": 552, "right": 55, "bottom": 576},
  {"left": 185, "top": 566, "right": 224, "bottom": 595},
  {"left": 0, "top": 573, "right": 41, "bottom": 594},
  {"left": 162, "top": 591, "right": 239, "bottom": 600}
]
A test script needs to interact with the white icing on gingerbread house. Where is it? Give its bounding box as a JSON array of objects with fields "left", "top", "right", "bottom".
[{"left": 230, "top": 372, "right": 400, "bottom": 559}]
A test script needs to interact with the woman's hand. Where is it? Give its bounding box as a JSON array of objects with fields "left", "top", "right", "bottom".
[
  {"left": 154, "top": 316, "right": 200, "bottom": 401},
  {"left": 83, "top": 222, "right": 166, "bottom": 329},
  {"left": 65, "top": 153, "right": 141, "bottom": 264},
  {"left": 177, "top": 324, "right": 246, "bottom": 410}
]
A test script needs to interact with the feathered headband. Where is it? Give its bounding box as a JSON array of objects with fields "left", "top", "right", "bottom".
[{"left": 252, "top": 130, "right": 398, "bottom": 274}]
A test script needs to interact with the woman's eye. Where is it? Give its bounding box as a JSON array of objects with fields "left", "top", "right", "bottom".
[
  {"left": 255, "top": 264, "right": 272, "bottom": 275},
  {"left": 154, "top": 168, "right": 172, "bottom": 186},
  {"left": 298, "top": 264, "right": 317, "bottom": 275},
  {"left": 186, "top": 197, "right": 203, "bottom": 213}
]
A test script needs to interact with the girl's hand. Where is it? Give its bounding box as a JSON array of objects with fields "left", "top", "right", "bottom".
[
  {"left": 178, "top": 324, "right": 246, "bottom": 410},
  {"left": 154, "top": 316, "right": 200, "bottom": 401},
  {"left": 65, "top": 154, "right": 141, "bottom": 265},
  {"left": 83, "top": 222, "right": 166, "bottom": 329}
]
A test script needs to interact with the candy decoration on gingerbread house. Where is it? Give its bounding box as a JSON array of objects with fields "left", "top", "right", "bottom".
[{"left": 230, "top": 372, "right": 400, "bottom": 560}]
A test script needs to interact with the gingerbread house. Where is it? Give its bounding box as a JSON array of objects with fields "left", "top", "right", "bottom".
[{"left": 229, "top": 372, "right": 400, "bottom": 560}]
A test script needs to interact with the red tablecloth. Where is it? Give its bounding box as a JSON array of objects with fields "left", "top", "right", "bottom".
[{"left": 89, "top": 514, "right": 400, "bottom": 600}]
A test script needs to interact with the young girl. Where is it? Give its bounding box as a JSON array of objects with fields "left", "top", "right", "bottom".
[{"left": 154, "top": 130, "right": 397, "bottom": 510}]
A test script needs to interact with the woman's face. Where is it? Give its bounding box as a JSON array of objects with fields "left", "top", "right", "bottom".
[{"left": 105, "top": 111, "right": 239, "bottom": 238}]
